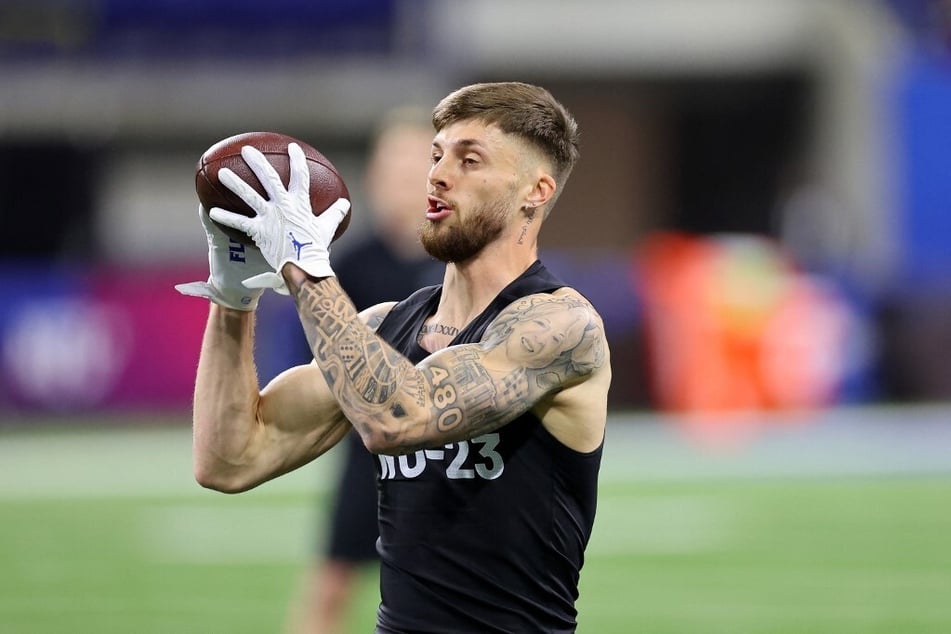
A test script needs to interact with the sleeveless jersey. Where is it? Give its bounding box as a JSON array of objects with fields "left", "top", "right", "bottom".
[{"left": 372, "top": 260, "right": 603, "bottom": 634}]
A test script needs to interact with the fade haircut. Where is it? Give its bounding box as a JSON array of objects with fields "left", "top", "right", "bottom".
[{"left": 432, "top": 82, "right": 581, "bottom": 212}]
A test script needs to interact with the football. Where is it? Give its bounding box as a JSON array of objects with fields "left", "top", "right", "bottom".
[{"left": 195, "top": 131, "right": 351, "bottom": 245}]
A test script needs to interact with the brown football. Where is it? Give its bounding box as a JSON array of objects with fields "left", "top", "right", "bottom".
[{"left": 195, "top": 131, "right": 351, "bottom": 245}]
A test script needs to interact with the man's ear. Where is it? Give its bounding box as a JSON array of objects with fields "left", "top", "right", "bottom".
[{"left": 525, "top": 173, "right": 556, "bottom": 210}]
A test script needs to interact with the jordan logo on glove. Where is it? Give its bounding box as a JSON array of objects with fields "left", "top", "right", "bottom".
[
  {"left": 206, "top": 142, "right": 351, "bottom": 283},
  {"left": 289, "top": 231, "right": 313, "bottom": 260}
]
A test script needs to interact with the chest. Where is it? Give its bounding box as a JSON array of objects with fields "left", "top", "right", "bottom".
[{"left": 415, "top": 319, "right": 464, "bottom": 353}]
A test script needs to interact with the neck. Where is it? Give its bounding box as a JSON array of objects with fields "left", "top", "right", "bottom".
[{"left": 434, "top": 243, "right": 537, "bottom": 326}]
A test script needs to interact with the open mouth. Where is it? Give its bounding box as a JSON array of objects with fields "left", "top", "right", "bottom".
[{"left": 426, "top": 196, "right": 452, "bottom": 221}]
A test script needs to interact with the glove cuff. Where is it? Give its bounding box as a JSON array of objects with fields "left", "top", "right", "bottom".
[
  {"left": 279, "top": 257, "right": 335, "bottom": 280},
  {"left": 175, "top": 280, "right": 263, "bottom": 311},
  {"left": 217, "top": 286, "right": 264, "bottom": 311}
]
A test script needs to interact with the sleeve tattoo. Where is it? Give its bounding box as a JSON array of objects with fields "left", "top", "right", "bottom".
[{"left": 293, "top": 277, "right": 606, "bottom": 453}]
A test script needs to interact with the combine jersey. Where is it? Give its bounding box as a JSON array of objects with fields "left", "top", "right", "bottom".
[{"left": 372, "top": 261, "right": 603, "bottom": 634}]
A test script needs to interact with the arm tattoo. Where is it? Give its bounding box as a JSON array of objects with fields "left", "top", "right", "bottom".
[
  {"left": 291, "top": 276, "right": 605, "bottom": 452},
  {"left": 414, "top": 293, "right": 606, "bottom": 446},
  {"left": 421, "top": 347, "right": 506, "bottom": 435},
  {"left": 291, "top": 277, "right": 416, "bottom": 444}
]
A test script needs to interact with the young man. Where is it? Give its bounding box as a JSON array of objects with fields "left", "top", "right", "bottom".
[{"left": 177, "top": 82, "right": 611, "bottom": 633}]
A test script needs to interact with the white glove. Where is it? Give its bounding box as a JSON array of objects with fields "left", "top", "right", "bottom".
[
  {"left": 208, "top": 142, "right": 350, "bottom": 290},
  {"left": 174, "top": 204, "right": 283, "bottom": 310}
]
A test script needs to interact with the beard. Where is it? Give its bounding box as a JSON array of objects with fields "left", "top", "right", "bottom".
[{"left": 420, "top": 197, "right": 510, "bottom": 263}]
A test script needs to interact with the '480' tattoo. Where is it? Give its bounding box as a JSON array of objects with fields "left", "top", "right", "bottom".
[
  {"left": 424, "top": 348, "right": 503, "bottom": 434},
  {"left": 292, "top": 277, "right": 605, "bottom": 451}
]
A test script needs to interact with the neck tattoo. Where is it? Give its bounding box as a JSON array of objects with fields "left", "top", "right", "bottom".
[{"left": 419, "top": 323, "right": 460, "bottom": 338}]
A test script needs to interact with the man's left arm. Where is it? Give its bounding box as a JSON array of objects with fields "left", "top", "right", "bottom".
[{"left": 284, "top": 268, "right": 610, "bottom": 455}]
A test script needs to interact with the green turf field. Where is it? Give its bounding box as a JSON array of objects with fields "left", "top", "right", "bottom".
[{"left": 1, "top": 409, "right": 949, "bottom": 633}]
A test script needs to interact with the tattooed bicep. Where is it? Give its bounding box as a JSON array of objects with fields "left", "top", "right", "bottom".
[{"left": 482, "top": 292, "right": 607, "bottom": 388}]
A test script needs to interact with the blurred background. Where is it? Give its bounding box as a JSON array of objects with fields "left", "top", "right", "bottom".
[{"left": 0, "top": 1, "right": 949, "bottom": 632}]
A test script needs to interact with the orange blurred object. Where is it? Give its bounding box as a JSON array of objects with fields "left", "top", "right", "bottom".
[{"left": 634, "top": 232, "right": 852, "bottom": 445}]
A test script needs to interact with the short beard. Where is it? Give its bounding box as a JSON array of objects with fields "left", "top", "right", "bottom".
[{"left": 420, "top": 199, "right": 509, "bottom": 263}]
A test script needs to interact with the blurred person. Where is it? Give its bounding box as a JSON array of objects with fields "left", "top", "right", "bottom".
[
  {"left": 289, "top": 108, "right": 443, "bottom": 634},
  {"left": 177, "top": 81, "right": 611, "bottom": 633}
]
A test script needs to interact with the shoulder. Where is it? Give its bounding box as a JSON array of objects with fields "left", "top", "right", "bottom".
[
  {"left": 359, "top": 301, "right": 398, "bottom": 332},
  {"left": 479, "top": 287, "right": 610, "bottom": 451},
  {"left": 517, "top": 287, "right": 601, "bottom": 315},
  {"left": 483, "top": 287, "right": 609, "bottom": 384},
  {"left": 487, "top": 287, "right": 605, "bottom": 340},
  {"left": 356, "top": 284, "right": 442, "bottom": 334}
]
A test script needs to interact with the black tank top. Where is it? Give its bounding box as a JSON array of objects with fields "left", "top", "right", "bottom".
[{"left": 372, "top": 261, "right": 603, "bottom": 634}]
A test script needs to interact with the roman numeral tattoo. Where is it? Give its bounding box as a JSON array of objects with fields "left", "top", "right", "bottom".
[{"left": 418, "top": 323, "right": 460, "bottom": 338}]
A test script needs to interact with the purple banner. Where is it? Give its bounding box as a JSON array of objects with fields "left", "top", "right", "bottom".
[{"left": 0, "top": 264, "right": 208, "bottom": 416}]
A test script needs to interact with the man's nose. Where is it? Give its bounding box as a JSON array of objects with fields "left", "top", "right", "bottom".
[{"left": 428, "top": 161, "right": 449, "bottom": 190}]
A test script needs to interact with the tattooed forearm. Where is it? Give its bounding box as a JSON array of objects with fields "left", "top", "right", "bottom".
[
  {"left": 292, "top": 278, "right": 410, "bottom": 415},
  {"left": 422, "top": 348, "right": 514, "bottom": 436},
  {"left": 286, "top": 271, "right": 607, "bottom": 454}
]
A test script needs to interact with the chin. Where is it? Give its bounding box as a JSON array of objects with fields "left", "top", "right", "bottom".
[{"left": 421, "top": 232, "right": 481, "bottom": 264}]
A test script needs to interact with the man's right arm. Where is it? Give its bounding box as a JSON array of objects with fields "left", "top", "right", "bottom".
[{"left": 192, "top": 301, "right": 396, "bottom": 493}]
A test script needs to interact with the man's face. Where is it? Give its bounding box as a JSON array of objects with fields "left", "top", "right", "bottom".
[{"left": 420, "top": 120, "right": 527, "bottom": 263}]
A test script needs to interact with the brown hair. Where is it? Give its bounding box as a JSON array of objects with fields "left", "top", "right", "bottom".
[{"left": 432, "top": 82, "right": 581, "bottom": 189}]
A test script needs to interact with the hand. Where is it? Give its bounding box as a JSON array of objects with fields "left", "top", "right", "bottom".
[
  {"left": 208, "top": 142, "right": 350, "bottom": 289},
  {"left": 174, "top": 204, "right": 284, "bottom": 310}
]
